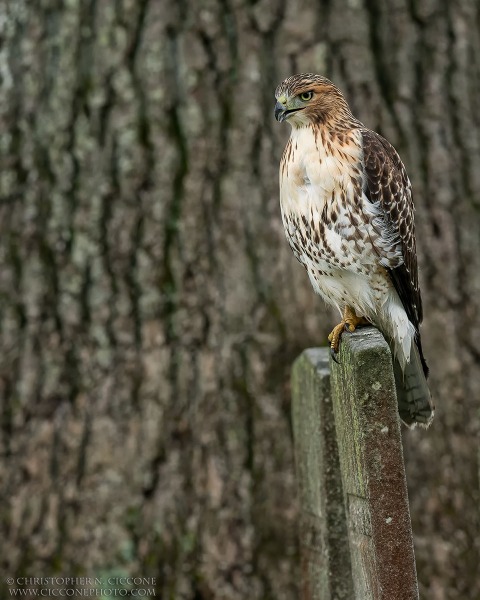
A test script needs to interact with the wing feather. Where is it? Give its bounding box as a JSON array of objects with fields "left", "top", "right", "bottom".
[{"left": 361, "top": 129, "right": 423, "bottom": 330}]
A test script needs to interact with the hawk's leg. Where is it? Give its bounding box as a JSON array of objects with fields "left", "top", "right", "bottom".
[{"left": 328, "top": 306, "right": 368, "bottom": 359}]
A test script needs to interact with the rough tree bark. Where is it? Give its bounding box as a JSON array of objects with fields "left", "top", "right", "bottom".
[{"left": 0, "top": 1, "right": 479, "bottom": 599}]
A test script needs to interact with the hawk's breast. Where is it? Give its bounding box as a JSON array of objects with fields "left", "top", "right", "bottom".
[{"left": 279, "top": 125, "right": 390, "bottom": 314}]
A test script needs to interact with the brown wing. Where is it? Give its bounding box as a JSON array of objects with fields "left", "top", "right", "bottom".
[{"left": 361, "top": 128, "right": 423, "bottom": 330}]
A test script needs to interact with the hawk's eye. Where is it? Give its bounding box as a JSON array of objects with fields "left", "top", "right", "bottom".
[{"left": 299, "top": 91, "right": 313, "bottom": 102}]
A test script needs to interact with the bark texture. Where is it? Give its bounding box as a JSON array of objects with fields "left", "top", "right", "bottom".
[{"left": 1, "top": 0, "right": 479, "bottom": 598}]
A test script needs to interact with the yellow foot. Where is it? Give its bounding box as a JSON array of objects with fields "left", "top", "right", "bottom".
[
  {"left": 328, "top": 307, "right": 368, "bottom": 357},
  {"left": 327, "top": 321, "right": 347, "bottom": 354}
]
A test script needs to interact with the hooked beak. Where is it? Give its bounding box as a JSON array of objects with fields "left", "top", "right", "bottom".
[
  {"left": 274, "top": 100, "right": 303, "bottom": 123},
  {"left": 275, "top": 100, "right": 287, "bottom": 122}
]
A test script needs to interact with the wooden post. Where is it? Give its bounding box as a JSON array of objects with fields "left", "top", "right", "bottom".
[
  {"left": 292, "top": 349, "right": 354, "bottom": 600},
  {"left": 292, "top": 327, "right": 419, "bottom": 600}
]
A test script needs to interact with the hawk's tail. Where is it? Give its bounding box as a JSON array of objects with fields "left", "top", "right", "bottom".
[{"left": 393, "top": 338, "right": 435, "bottom": 428}]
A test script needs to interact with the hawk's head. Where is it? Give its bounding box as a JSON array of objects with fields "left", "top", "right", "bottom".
[{"left": 274, "top": 73, "right": 354, "bottom": 128}]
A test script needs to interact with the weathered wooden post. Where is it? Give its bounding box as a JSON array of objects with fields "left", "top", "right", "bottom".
[
  {"left": 292, "top": 348, "right": 354, "bottom": 600},
  {"left": 292, "top": 327, "right": 419, "bottom": 600}
]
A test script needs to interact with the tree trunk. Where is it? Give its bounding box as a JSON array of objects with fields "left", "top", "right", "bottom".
[{"left": 1, "top": 0, "right": 479, "bottom": 598}]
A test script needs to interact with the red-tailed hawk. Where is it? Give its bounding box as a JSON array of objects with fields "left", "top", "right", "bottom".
[{"left": 275, "top": 73, "right": 434, "bottom": 428}]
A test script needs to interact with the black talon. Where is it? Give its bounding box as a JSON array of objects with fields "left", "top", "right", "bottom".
[{"left": 330, "top": 346, "right": 340, "bottom": 364}]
